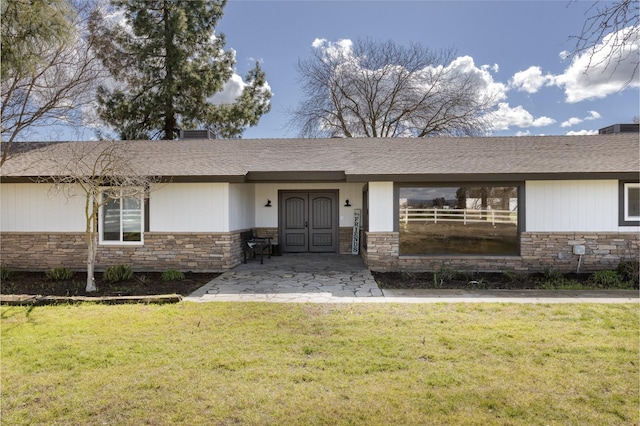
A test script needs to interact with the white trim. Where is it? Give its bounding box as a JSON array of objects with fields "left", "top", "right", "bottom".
[
  {"left": 98, "top": 188, "right": 145, "bottom": 246},
  {"left": 624, "top": 182, "right": 640, "bottom": 221},
  {"left": 369, "top": 182, "right": 395, "bottom": 232}
]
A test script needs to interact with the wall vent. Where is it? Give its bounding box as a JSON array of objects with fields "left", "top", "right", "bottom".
[
  {"left": 180, "top": 129, "right": 212, "bottom": 139},
  {"left": 598, "top": 124, "right": 639, "bottom": 134}
]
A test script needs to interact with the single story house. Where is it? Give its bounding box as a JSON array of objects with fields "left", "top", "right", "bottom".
[{"left": 1, "top": 129, "right": 638, "bottom": 273}]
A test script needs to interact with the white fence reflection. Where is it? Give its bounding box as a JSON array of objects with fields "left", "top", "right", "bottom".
[{"left": 400, "top": 208, "right": 517, "bottom": 226}]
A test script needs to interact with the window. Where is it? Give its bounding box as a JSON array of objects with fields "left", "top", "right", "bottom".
[
  {"left": 620, "top": 182, "right": 640, "bottom": 225},
  {"left": 399, "top": 185, "right": 519, "bottom": 255},
  {"left": 100, "top": 189, "right": 144, "bottom": 244}
]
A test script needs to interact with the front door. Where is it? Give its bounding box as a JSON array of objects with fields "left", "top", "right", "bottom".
[{"left": 280, "top": 191, "right": 338, "bottom": 253}]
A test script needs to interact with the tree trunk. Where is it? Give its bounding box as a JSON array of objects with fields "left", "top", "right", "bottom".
[
  {"left": 162, "top": 1, "right": 176, "bottom": 140},
  {"left": 481, "top": 187, "right": 488, "bottom": 220},
  {"left": 86, "top": 231, "right": 97, "bottom": 292}
]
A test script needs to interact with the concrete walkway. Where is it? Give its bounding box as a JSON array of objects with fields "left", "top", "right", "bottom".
[{"left": 183, "top": 254, "right": 639, "bottom": 304}]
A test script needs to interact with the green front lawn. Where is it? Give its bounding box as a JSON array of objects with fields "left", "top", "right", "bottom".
[{"left": 2, "top": 303, "right": 638, "bottom": 425}]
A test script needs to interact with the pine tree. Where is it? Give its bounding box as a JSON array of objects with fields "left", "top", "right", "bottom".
[
  {"left": 91, "top": 0, "right": 270, "bottom": 140},
  {"left": 1, "top": 0, "right": 74, "bottom": 82}
]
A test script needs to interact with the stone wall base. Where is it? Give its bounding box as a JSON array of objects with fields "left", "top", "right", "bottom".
[
  {"left": 520, "top": 232, "right": 639, "bottom": 272},
  {"left": 254, "top": 227, "right": 355, "bottom": 255},
  {"left": 364, "top": 232, "right": 399, "bottom": 271},
  {"left": 365, "top": 231, "right": 639, "bottom": 272},
  {"left": 1, "top": 232, "right": 244, "bottom": 272},
  {"left": 4, "top": 230, "right": 637, "bottom": 273}
]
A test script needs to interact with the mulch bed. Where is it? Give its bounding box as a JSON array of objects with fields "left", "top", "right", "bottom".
[
  {"left": 1, "top": 272, "right": 220, "bottom": 298},
  {"left": 372, "top": 271, "right": 590, "bottom": 290}
]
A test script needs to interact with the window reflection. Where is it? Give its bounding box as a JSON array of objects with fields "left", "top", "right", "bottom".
[{"left": 399, "top": 186, "right": 519, "bottom": 255}]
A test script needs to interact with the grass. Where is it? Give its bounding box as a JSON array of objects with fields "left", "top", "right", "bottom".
[{"left": 2, "top": 303, "right": 638, "bottom": 425}]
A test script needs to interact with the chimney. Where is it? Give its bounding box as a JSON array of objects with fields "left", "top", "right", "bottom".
[{"left": 180, "top": 129, "right": 212, "bottom": 139}]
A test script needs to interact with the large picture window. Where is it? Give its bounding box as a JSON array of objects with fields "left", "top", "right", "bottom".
[
  {"left": 399, "top": 186, "right": 519, "bottom": 255},
  {"left": 100, "top": 189, "right": 143, "bottom": 244},
  {"left": 620, "top": 181, "right": 640, "bottom": 225}
]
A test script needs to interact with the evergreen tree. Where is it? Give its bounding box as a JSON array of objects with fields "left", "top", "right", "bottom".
[
  {"left": 1, "top": 0, "right": 74, "bottom": 81},
  {"left": 91, "top": 0, "right": 271, "bottom": 140}
]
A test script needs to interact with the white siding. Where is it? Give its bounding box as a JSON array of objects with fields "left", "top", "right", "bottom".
[
  {"left": 368, "top": 182, "right": 395, "bottom": 232},
  {"left": 229, "top": 183, "right": 255, "bottom": 231},
  {"left": 526, "top": 180, "right": 635, "bottom": 232},
  {"left": 150, "top": 182, "right": 229, "bottom": 232},
  {"left": 0, "top": 183, "right": 85, "bottom": 232},
  {"left": 254, "top": 183, "right": 365, "bottom": 228}
]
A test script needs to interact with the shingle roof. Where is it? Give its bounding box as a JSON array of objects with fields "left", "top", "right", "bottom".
[{"left": 2, "top": 134, "right": 638, "bottom": 182}]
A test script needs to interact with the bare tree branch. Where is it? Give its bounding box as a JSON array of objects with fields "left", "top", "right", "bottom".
[
  {"left": 30, "top": 141, "right": 161, "bottom": 292},
  {"left": 1, "top": 1, "right": 107, "bottom": 165},
  {"left": 570, "top": 0, "right": 639, "bottom": 84},
  {"left": 291, "top": 38, "right": 497, "bottom": 138}
]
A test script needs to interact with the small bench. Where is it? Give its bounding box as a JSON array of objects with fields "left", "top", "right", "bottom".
[{"left": 240, "top": 230, "right": 272, "bottom": 264}]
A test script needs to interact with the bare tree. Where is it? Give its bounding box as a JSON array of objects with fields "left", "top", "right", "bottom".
[
  {"left": 34, "top": 141, "right": 159, "bottom": 292},
  {"left": 291, "top": 38, "right": 500, "bottom": 138},
  {"left": 570, "top": 0, "right": 639, "bottom": 83},
  {"left": 1, "top": 1, "right": 106, "bottom": 165}
]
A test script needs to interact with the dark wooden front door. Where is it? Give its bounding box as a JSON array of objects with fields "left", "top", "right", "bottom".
[{"left": 280, "top": 191, "right": 338, "bottom": 253}]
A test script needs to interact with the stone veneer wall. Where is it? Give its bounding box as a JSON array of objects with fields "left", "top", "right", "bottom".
[
  {"left": 0, "top": 232, "right": 245, "bottom": 272},
  {"left": 365, "top": 231, "right": 639, "bottom": 272},
  {"left": 520, "top": 232, "right": 640, "bottom": 272},
  {"left": 4, "top": 230, "right": 636, "bottom": 273},
  {"left": 364, "top": 232, "right": 399, "bottom": 271},
  {"left": 339, "top": 227, "right": 354, "bottom": 254},
  {"left": 254, "top": 227, "right": 356, "bottom": 255},
  {"left": 253, "top": 227, "right": 278, "bottom": 243}
]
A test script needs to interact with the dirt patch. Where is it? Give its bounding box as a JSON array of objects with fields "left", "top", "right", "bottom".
[{"left": 1, "top": 272, "right": 220, "bottom": 297}]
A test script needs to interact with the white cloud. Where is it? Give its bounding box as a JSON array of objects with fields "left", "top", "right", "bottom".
[
  {"left": 585, "top": 110, "right": 601, "bottom": 120},
  {"left": 481, "top": 63, "right": 499, "bottom": 73},
  {"left": 312, "top": 38, "right": 353, "bottom": 61},
  {"left": 207, "top": 74, "right": 246, "bottom": 105},
  {"left": 510, "top": 66, "right": 553, "bottom": 93},
  {"left": 443, "top": 56, "right": 508, "bottom": 102},
  {"left": 490, "top": 102, "right": 556, "bottom": 131},
  {"left": 560, "top": 110, "right": 602, "bottom": 128},
  {"left": 552, "top": 26, "right": 640, "bottom": 102},
  {"left": 566, "top": 129, "right": 599, "bottom": 135},
  {"left": 561, "top": 117, "right": 583, "bottom": 127}
]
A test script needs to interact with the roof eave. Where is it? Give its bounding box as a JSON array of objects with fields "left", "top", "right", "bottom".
[{"left": 345, "top": 172, "right": 640, "bottom": 183}]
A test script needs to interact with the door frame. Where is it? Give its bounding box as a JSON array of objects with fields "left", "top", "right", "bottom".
[{"left": 278, "top": 189, "right": 339, "bottom": 254}]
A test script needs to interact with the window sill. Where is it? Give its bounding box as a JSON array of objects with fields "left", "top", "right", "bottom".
[{"left": 99, "top": 241, "right": 144, "bottom": 246}]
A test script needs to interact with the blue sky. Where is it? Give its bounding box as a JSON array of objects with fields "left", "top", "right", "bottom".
[{"left": 215, "top": 0, "right": 639, "bottom": 138}]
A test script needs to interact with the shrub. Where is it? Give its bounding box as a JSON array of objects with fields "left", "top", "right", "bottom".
[
  {"left": 0, "top": 265, "right": 13, "bottom": 282},
  {"left": 588, "top": 270, "right": 622, "bottom": 288},
  {"left": 161, "top": 269, "right": 185, "bottom": 281},
  {"left": 540, "top": 278, "right": 584, "bottom": 290},
  {"left": 503, "top": 270, "right": 528, "bottom": 285},
  {"left": 45, "top": 267, "right": 74, "bottom": 281},
  {"left": 616, "top": 260, "right": 639, "bottom": 287},
  {"left": 541, "top": 267, "right": 562, "bottom": 281},
  {"left": 432, "top": 265, "right": 457, "bottom": 287},
  {"left": 104, "top": 264, "right": 134, "bottom": 283},
  {"left": 536, "top": 268, "right": 585, "bottom": 290}
]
